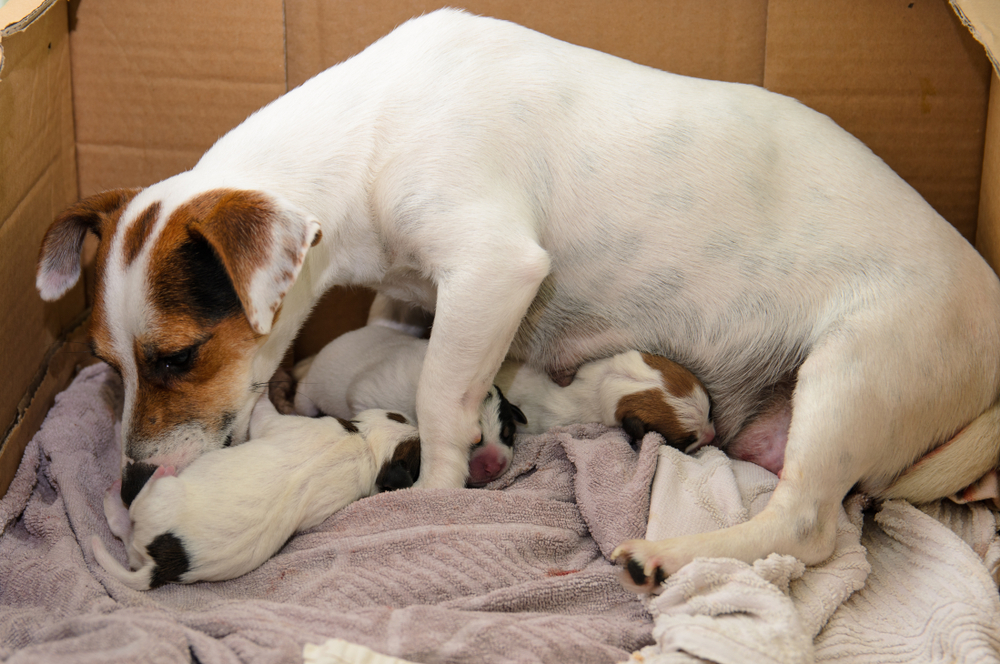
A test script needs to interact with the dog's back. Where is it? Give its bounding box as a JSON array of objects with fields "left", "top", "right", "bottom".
[{"left": 241, "top": 9, "right": 1000, "bottom": 448}]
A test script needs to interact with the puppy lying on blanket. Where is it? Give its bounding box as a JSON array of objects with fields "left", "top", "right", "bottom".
[
  {"left": 294, "top": 324, "right": 715, "bottom": 484},
  {"left": 91, "top": 396, "right": 420, "bottom": 590},
  {"left": 294, "top": 325, "right": 527, "bottom": 487},
  {"left": 38, "top": 9, "right": 1000, "bottom": 591}
]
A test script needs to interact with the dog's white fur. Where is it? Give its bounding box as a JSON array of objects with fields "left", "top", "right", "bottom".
[
  {"left": 296, "top": 323, "right": 714, "bottom": 446},
  {"left": 91, "top": 397, "right": 419, "bottom": 590},
  {"left": 39, "top": 9, "right": 1000, "bottom": 588},
  {"left": 293, "top": 323, "right": 524, "bottom": 486}
]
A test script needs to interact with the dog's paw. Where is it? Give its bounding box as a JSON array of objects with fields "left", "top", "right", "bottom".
[{"left": 610, "top": 539, "right": 680, "bottom": 593}]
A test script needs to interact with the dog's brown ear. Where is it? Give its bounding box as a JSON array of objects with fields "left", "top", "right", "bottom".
[
  {"left": 187, "top": 190, "right": 321, "bottom": 335},
  {"left": 37, "top": 189, "right": 140, "bottom": 301}
]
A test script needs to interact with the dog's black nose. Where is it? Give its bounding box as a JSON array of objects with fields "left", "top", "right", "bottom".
[{"left": 120, "top": 461, "right": 158, "bottom": 507}]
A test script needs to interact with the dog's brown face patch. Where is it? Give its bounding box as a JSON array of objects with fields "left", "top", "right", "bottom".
[
  {"left": 640, "top": 353, "right": 699, "bottom": 399},
  {"left": 87, "top": 189, "right": 288, "bottom": 467},
  {"left": 123, "top": 312, "right": 259, "bottom": 457},
  {"left": 123, "top": 202, "right": 161, "bottom": 268}
]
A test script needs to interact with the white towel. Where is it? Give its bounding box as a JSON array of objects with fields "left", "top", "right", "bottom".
[{"left": 629, "top": 445, "right": 1000, "bottom": 664}]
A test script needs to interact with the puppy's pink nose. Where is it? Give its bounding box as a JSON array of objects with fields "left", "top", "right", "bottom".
[
  {"left": 467, "top": 447, "right": 509, "bottom": 487},
  {"left": 701, "top": 423, "right": 716, "bottom": 446}
]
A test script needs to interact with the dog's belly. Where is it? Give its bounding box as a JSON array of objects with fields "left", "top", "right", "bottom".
[{"left": 506, "top": 257, "right": 813, "bottom": 447}]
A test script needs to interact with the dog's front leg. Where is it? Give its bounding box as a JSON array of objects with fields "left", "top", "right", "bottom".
[{"left": 413, "top": 242, "right": 550, "bottom": 489}]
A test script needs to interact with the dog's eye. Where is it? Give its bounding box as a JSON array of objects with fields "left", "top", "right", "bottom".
[{"left": 158, "top": 346, "right": 196, "bottom": 374}]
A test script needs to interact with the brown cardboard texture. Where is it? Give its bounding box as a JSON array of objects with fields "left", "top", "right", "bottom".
[
  {"left": 1, "top": 0, "right": 999, "bottom": 500},
  {"left": 0, "top": 0, "right": 80, "bottom": 496},
  {"left": 67, "top": 0, "right": 287, "bottom": 198}
]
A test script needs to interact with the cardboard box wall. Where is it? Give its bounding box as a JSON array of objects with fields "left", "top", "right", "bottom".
[{"left": 0, "top": 0, "right": 998, "bottom": 498}]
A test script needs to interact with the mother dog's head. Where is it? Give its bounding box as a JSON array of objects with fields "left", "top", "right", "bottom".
[{"left": 36, "top": 177, "right": 321, "bottom": 486}]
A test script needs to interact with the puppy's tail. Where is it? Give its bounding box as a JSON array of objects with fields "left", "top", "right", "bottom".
[
  {"left": 91, "top": 535, "right": 153, "bottom": 591},
  {"left": 880, "top": 398, "right": 1000, "bottom": 504}
]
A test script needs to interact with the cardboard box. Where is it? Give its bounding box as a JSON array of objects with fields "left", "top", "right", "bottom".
[{"left": 1, "top": 0, "right": 998, "bottom": 498}]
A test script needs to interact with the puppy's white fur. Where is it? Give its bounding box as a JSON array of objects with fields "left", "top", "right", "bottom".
[
  {"left": 294, "top": 323, "right": 524, "bottom": 486},
  {"left": 297, "top": 323, "right": 715, "bottom": 450},
  {"left": 91, "top": 397, "right": 418, "bottom": 590},
  {"left": 493, "top": 351, "right": 715, "bottom": 446},
  {"left": 37, "top": 9, "right": 1000, "bottom": 589}
]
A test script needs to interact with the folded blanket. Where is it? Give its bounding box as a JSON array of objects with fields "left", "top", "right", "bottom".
[
  {"left": 632, "top": 446, "right": 1000, "bottom": 664},
  {"left": 0, "top": 364, "right": 660, "bottom": 663}
]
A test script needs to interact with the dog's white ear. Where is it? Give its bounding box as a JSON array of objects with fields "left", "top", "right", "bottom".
[
  {"left": 37, "top": 189, "right": 140, "bottom": 301},
  {"left": 188, "top": 190, "right": 322, "bottom": 335}
]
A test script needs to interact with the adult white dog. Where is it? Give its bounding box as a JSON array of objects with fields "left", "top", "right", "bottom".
[{"left": 38, "top": 9, "right": 1000, "bottom": 589}]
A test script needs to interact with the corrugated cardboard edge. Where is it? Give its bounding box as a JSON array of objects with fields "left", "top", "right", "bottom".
[
  {"left": 954, "top": 0, "right": 1000, "bottom": 271},
  {"left": 0, "top": 0, "right": 59, "bottom": 75},
  {"left": 0, "top": 0, "right": 81, "bottom": 499},
  {"left": 978, "top": 72, "right": 1000, "bottom": 273},
  {"left": 950, "top": 0, "right": 999, "bottom": 73}
]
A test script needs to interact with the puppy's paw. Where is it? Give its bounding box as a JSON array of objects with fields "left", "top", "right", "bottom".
[{"left": 611, "top": 539, "right": 680, "bottom": 593}]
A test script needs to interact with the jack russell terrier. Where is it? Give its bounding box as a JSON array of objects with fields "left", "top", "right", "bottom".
[
  {"left": 38, "top": 9, "right": 1000, "bottom": 591},
  {"left": 294, "top": 323, "right": 715, "bottom": 465},
  {"left": 91, "top": 395, "right": 421, "bottom": 590}
]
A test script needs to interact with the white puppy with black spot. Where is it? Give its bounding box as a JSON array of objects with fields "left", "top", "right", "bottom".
[
  {"left": 91, "top": 396, "right": 420, "bottom": 590},
  {"left": 37, "top": 9, "right": 1000, "bottom": 592}
]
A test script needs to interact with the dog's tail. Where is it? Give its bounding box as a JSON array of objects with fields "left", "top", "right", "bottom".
[
  {"left": 880, "top": 398, "right": 1000, "bottom": 504},
  {"left": 91, "top": 535, "right": 153, "bottom": 591}
]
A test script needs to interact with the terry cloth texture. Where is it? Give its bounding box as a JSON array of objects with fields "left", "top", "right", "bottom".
[
  {"left": 0, "top": 363, "right": 658, "bottom": 663},
  {"left": 631, "top": 446, "right": 1000, "bottom": 664}
]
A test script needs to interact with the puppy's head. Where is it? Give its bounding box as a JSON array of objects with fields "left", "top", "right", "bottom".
[
  {"left": 467, "top": 384, "right": 527, "bottom": 487},
  {"left": 352, "top": 410, "right": 422, "bottom": 490},
  {"left": 616, "top": 353, "right": 715, "bottom": 451},
  {"left": 37, "top": 177, "right": 321, "bottom": 480}
]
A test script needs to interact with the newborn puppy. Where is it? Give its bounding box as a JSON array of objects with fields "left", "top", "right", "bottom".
[
  {"left": 294, "top": 324, "right": 526, "bottom": 486},
  {"left": 91, "top": 396, "right": 420, "bottom": 590},
  {"left": 494, "top": 350, "right": 716, "bottom": 451},
  {"left": 296, "top": 326, "right": 714, "bottom": 458}
]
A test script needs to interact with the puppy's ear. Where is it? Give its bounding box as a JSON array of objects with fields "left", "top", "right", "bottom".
[
  {"left": 37, "top": 189, "right": 140, "bottom": 301},
  {"left": 187, "top": 190, "right": 322, "bottom": 335}
]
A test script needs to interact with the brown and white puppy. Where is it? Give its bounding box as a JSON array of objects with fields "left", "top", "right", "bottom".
[
  {"left": 38, "top": 9, "right": 1000, "bottom": 592},
  {"left": 493, "top": 350, "right": 715, "bottom": 448},
  {"left": 91, "top": 395, "right": 420, "bottom": 590}
]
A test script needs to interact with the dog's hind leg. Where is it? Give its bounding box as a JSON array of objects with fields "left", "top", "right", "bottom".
[{"left": 611, "top": 324, "right": 984, "bottom": 592}]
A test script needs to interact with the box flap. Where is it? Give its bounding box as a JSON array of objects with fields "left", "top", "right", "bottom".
[
  {"left": 0, "top": 0, "right": 57, "bottom": 35},
  {"left": 951, "top": 0, "right": 999, "bottom": 73},
  {"left": 0, "top": 0, "right": 80, "bottom": 497}
]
